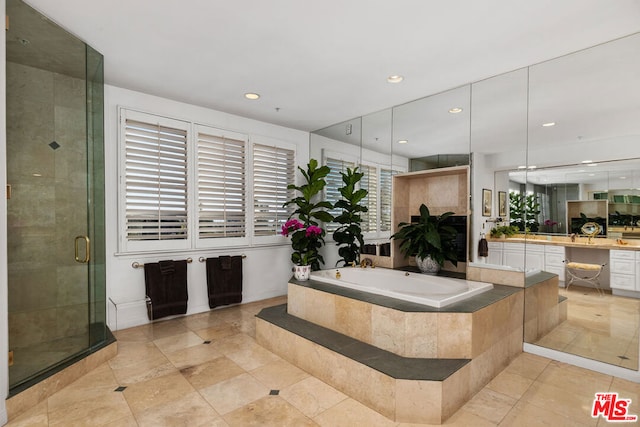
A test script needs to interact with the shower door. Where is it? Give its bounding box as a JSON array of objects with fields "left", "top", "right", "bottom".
[{"left": 6, "top": 0, "right": 106, "bottom": 391}]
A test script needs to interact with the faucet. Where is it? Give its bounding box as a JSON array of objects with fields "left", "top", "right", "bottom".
[
  {"left": 570, "top": 233, "right": 576, "bottom": 242},
  {"left": 360, "top": 258, "right": 374, "bottom": 268},
  {"left": 350, "top": 261, "right": 357, "bottom": 268}
]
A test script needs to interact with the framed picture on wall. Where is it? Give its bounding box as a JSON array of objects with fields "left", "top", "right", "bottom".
[
  {"left": 498, "top": 191, "right": 507, "bottom": 217},
  {"left": 482, "top": 189, "right": 492, "bottom": 217}
]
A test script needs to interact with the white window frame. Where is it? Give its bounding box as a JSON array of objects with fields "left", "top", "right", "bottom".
[
  {"left": 251, "top": 137, "right": 298, "bottom": 246},
  {"left": 118, "top": 108, "right": 298, "bottom": 254},
  {"left": 118, "top": 108, "right": 192, "bottom": 253},
  {"left": 193, "top": 124, "right": 250, "bottom": 249}
]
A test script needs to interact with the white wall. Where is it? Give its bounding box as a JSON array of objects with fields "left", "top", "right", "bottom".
[
  {"left": 104, "top": 85, "right": 309, "bottom": 330},
  {"left": 0, "top": 0, "right": 8, "bottom": 421}
]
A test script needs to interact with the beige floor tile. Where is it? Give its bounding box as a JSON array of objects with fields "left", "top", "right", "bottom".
[
  {"left": 101, "top": 413, "right": 139, "bottom": 426},
  {"left": 486, "top": 369, "right": 534, "bottom": 400},
  {"left": 135, "top": 391, "right": 225, "bottom": 427},
  {"left": 504, "top": 352, "right": 550, "bottom": 380},
  {"left": 146, "top": 318, "right": 191, "bottom": 340},
  {"left": 313, "top": 398, "right": 396, "bottom": 427},
  {"left": 179, "top": 311, "right": 228, "bottom": 330},
  {"left": 250, "top": 358, "right": 309, "bottom": 390},
  {"left": 223, "top": 395, "right": 317, "bottom": 427},
  {"left": 102, "top": 413, "right": 140, "bottom": 426},
  {"left": 108, "top": 341, "right": 166, "bottom": 370},
  {"left": 280, "top": 376, "right": 348, "bottom": 418},
  {"left": 223, "top": 341, "right": 281, "bottom": 371},
  {"left": 535, "top": 361, "right": 613, "bottom": 398},
  {"left": 48, "top": 391, "right": 132, "bottom": 426},
  {"left": 123, "top": 370, "right": 196, "bottom": 415},
  {"left": 195, "top": 323, "right": 241, "bottom": 341},
  {"left": 239, "top": 296, "right": 287, "bottom": 315},
  {"left": 153, "top": 331, "right": 206, "bottom": 354},
  {"left": 519, "top": 382, "right": 599, "bottom": 426},
  {"left": 462, "top": 388, "right": 517, "bottom": 424},
  {"left": 214, "top": 333, "right": 261, "bottom": 354},
  {"left": 113, "top": 324, "right": 153, "bottom": 342},
  {"left": 3, "top": 401, "right": 48, "bottom": 427},
  {"left": 499, "top": 400, "right": 593, "bottom": 427},
  {"left": 397, "top": 409, "right": 498, "bottom": 426},
  {"left": 199, "top": 372, "right": 270, "bottom": 415},
  {"left": 111, "top": 353, "right": 176, "bottom": 386},
  {"left": 180, "top": 356, "right": 245, "bottom": 390},
  {"left": 166, "top": 341, "right": 223, "bottom": 369}
]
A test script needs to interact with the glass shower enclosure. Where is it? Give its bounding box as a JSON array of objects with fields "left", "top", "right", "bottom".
[{"left": 6, "top": 0, "right": 107, "bottom": 392}]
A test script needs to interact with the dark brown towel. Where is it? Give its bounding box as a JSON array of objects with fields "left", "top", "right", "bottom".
[
  {"left": 159, "top": 260, "right": 175, "bottom": 275},
  {"left": 478, "top": 237, "right": 489, "bottom": 257},
  {"left": 144, "top": 259, "right": 188, "bottom": 320},
  {"left": 206, "top": 256, "right": 243, "bottom": 308}
]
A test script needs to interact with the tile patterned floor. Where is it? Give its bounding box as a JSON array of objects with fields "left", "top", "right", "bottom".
[
  {"left": 6, "top": 295, "right": 640, "bottom": 426},
  {"left": 535, "top": 285, "right": 640, "bottom": 370}
]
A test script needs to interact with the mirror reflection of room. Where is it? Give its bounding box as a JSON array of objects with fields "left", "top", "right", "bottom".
[{"left": 480, "top": 33, "right": 640, "bottom": 371}]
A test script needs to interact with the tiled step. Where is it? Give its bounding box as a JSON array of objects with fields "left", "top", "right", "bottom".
[{"left": 256, "top": 304, "right": 472, "bottom": 423}]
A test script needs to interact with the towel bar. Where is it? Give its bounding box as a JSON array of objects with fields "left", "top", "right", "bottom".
[
  {"left": 131, "top": 257, "right": 193, "bottom": 269},
  {"left": 198, "top": 254, "right": 247, "bottom": 263}
]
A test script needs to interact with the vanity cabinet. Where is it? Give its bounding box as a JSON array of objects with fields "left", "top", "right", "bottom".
[
  {"left": 486, "top": 241, "right": 503, "bottom": 265},
  {"left": 544, "top": 245, "right": 566, "bottom": 282},
  {"left": 502, "top": 242, "right": 545, "bottom": 271},
  {"left": 503, "top": 242, "right": 525, "bottom": 270},
  {"left": 610, "top": 249, "right": 638, "bottom": 291}
]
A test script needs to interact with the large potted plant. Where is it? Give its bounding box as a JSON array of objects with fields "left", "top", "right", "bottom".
[
  {"left": 391, "top": 204, "right": 458, "bottom": 274},
  {"left": 282, "top": 159, "right": 333, "bottom": 278},
  {"left": 332, "top": 167, "right": 368, "bottom": 267}
]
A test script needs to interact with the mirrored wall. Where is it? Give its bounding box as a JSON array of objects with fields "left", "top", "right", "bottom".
[{"left": 311, "top": 32, "right": 640, "bottom": 372}]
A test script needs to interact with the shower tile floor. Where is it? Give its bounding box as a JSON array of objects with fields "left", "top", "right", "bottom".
[{"left": 6, "top": 295, "right": 640, "bottom": 426}]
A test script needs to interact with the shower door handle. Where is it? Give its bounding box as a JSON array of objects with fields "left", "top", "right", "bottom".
[{"left": 74, "top": 235, "right": 90, "bottom": 263}]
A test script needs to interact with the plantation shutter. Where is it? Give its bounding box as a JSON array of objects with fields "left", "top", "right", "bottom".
[
  {"left": 325, "top": 157, "right": 356, "bottom": 232},
  {"left": 360, "top": 164, "right": 378, "bottom": 233},
  {"left": 197, "top": 127, "right": 247, "bottom": 238},
  {"left": 124, "top": 118, "right": 188, "bottom": 241},
  {"left": 253, "top": 144, "right": 296, "bottom": 237},
  {"left": 380, "top": 168, "right": 394, "bottom": 232}
]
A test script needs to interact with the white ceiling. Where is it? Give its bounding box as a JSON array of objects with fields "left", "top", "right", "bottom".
[{"left": 21, "top": 0, "right": 640, "bottom": 132}]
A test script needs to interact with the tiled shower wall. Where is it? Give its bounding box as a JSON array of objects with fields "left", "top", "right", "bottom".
[{"left": 7, "top": 61, "right": 88, "bottom": 350}]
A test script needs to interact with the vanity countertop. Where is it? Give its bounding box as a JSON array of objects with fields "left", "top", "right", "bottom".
[{"left": 488, "top": 236, "right": 640, "bottom": 251}]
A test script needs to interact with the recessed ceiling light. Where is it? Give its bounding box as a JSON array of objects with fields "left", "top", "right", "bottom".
[
  {"left": 32, "top": 173, "right": 42, "bottom": 177},
  {"left": 588, "top": 173, "right": 595, "bottom": 177},
  {"left": 620, "top": 176, "right": 627, "bottom": 179},
  {"left": 397, "top": 140, "right": 408, "bottom": 144},
  {"left": 448, "top": 107, "right": 463, "bottom": 114},
  {"left": 387, "top": 75, "right": 404, "bottom": 83},
  {"left": 244, "top": 93, "right": 260, "bottom": 100},
  {"left": 581, "top": 160, "right": 593, "bottom": 164},
  {"left": 528, "top": 166, "right": 537, "bottom": 170},
  {"left": 518, "top": 165, "right": 527, "bottom": 169},
  {"left": 542, "top": 122, "right": 556, "bottom": 127},
  {"left": 587, "top": 163, "right": 598, "bottom": 167}
]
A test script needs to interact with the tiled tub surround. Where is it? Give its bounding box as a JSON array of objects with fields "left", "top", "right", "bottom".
[
  {"left": 257, "top": 278, "right": 524, "bottom": 423},
  {"left": 524, "top": 272, "right": 567, "bottom": 343}
]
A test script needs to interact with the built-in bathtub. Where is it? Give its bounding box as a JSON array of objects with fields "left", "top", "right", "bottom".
[{"left": 310, "top": 267, "right": 493, "bottom": 308}]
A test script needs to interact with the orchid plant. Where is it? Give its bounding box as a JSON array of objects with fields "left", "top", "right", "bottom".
[{"left": 282, "top": 159, "right": 333, "bottom": 270}]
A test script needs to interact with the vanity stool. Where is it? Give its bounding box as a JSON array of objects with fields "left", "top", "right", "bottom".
[{"left": 564, "top": 260, "right": 607, "bottom": 295}]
